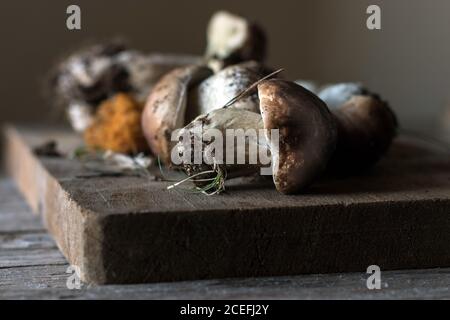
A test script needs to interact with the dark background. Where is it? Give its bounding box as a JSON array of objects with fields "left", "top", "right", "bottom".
[{"left": 0, "top": 0, "right": 449, "bottom": 137}]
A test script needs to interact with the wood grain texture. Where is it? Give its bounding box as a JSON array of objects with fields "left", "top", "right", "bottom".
[
  {"left": 2, "top": 265, "right": 450, "bottom": 300},
  {"left": 1, "top": 178, "right": 450, "bottom": 299},
  {"left": 3, "top": 125, "right": 450, "bottom": 284}
]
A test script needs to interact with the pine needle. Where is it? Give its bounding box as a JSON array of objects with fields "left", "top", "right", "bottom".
[
  {"left": 222, "top": 68, "right": 284, "bottom": 108},
  {"left": 167, "top": 169, "right": 217, "bottom": 190}
]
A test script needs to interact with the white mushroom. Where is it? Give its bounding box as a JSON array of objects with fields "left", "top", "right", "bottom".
[
  {"left": 205, "top": 11, "right": 266, "bottom": 70},
  {"left": 193, "top": 61, "right": 267, "bottom": 115}
]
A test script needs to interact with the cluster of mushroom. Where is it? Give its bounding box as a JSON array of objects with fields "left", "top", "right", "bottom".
[
  {"left": 143, "top": 73, "right": 397, "bottom": 194},
  {"left": 141, "top": 12, "right": 398, "bottom": 194},
  {"left": 52, "top": 10, "right": 398, "bottom": 194}
]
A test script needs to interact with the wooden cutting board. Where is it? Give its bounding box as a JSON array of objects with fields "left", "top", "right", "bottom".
[{"left": 3, "top": 125, "right": 450, "bottom": 284}]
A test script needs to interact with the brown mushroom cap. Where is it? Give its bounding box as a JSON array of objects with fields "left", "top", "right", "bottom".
[
  {"left": 142, "top": 65, "right": 212, "bottom": 163},
  {"left": 258, "top": 79, "right": 337, "bottom": 194},
  {"left": 330, "top": 95, "right": 398, "bottom": 173}
]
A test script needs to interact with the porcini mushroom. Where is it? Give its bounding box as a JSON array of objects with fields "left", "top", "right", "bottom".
[
  {"left": 175, "top": 108, "right": 267, "bottom": 185},
  {"left": 294, "top": 81, "right": 398, "bottom": 172},
  {"left": 205, "top": 11, "right": 267, "bottom": 70},
  {"left": 141, "top": 65, "right": 212, "bottom": 164},
  {"left": 258, "top": 79, "right": 338, "bottom": 194},
  {"left": 329, "top": 95, "right": 398, "bottom": 173}
]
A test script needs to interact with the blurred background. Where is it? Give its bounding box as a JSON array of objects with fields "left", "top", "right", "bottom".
[{"left": 0, "top": 0, "right": 449, "bottom": 138}]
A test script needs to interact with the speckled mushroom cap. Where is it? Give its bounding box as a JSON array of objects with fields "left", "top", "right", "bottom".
[
  {"left": 142, "top": 65, "right": 212, "bottom": 163},
  {"left": 194, "top": 61, "right": 268, "bottom": 115},
  {"left": 258, "top": 79, "right": 337, "bottom": 194}
]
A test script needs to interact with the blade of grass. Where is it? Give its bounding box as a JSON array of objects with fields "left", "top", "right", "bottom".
[{"left": 223, "top": 68, "right": 284, "bottom": 108}]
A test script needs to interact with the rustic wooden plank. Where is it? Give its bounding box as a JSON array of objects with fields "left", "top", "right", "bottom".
[{"left": 3, "top": 125, "right": 450, "bottom": 284}]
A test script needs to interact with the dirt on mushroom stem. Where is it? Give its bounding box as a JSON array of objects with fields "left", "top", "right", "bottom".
[{"left": 172, "top": 108, "right": 269, "bottom": 193}]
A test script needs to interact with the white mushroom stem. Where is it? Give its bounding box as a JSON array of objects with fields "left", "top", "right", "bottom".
[{"left": 175, "top": 108, "right": 271, "bottom": 185}]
